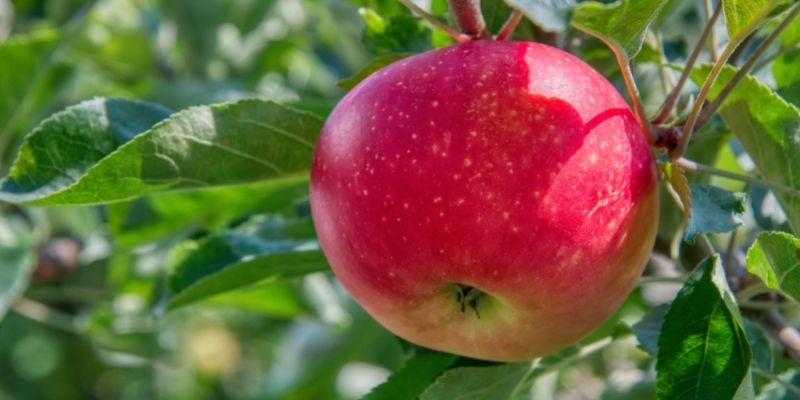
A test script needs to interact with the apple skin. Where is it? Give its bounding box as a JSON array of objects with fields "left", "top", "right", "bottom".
[{"left": 310, "top": 40, "right": 658, "bottom": 361}]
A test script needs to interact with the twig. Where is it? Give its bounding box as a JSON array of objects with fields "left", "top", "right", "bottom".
[
  {"left": 697, "top": 3, "right": 800, "bottom": 128},
  {"left": 447, "top": 0, "right": 489, "bottom": 39},
  {"left": 651, "top": 0, "right": 722, "bottom": 125},
  {"left": 495, "top": 10, "right": 523, "bottom": 40},
  {"left": 675, "top": 157, "right": 800, "bottom": 197},
  {"left": 397, "top": 0, "right": 470, "bottom": 42}
]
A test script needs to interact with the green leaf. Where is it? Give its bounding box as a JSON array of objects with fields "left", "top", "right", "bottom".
[
  {"left": 684, "top": 183, "right": 746, "bottom": 242},
  {"left": 691, "top": 64, "right": 800, "bottom": 233},
  {"left": 656, "top": 256, "right": 753, "bottom": 400},
  {"left": 107, "top": 175, "right": 309, "bottom": 247},
  {"left": 507, "top": 0, "right": 575, "bottom": 32},
  {"left": 338, "top": 53, "right": 411, "bottom": 90},
  {"left": 571, "top": 0, "right": 669, "bottom": 58},
  {"left": 743, "top": 319, "right": 773, "bottom": 371},
  {"left": 773, "top": 16, "right": 800, "bottom": 107},
  {"left": 166, "top": 215, "right": 326, "bottom": 310},
  {"left": 746, "top": 231, "right": 800, "bottom": 303},
  {"left": 632, "top": 304, "right": 669, "bottom": 355},
  {"left": 0, "top": 215, "right": 35, "bottom": 321},
  {"left": 0, "top": 97, "right": 322, "bottom": 206},
  {"left": 420, "top": 362, "right": 531, "bottom": 400},
  {"left": 722, "top": 0, "right": 781, "bottom": 39},
  {"left": 362, "top": 350, "right": 458, "bottom": 400}
]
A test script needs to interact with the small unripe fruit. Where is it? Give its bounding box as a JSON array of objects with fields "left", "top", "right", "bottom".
[{"left": 310, "top": 40, "right": 658, "bottom": 361}]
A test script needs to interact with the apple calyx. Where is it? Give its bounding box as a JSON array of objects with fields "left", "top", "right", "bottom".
[{"left": 453, "top": 284, "right": 487, "bottom": 318}]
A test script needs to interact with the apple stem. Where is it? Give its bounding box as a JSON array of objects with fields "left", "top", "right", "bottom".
[
  {"left": 495, "top": 10, "right": 524, "bottom": 40},
  {"left": 448, "top": 0, "right": 489, "bottom": 39},
  {"left": 397, "top": 0, "right": 471, "bottom": 43}
]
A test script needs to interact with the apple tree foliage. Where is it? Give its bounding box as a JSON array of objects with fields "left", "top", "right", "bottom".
[{"left": 0, "top": 0, "right": 799, "bottom": 398}]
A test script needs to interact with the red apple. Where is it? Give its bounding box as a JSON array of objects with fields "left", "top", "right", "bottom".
[{"left": 310, "top": 40, "right": 658, "bottom": 361}]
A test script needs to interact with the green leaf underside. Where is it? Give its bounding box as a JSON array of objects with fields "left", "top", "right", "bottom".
[
  {"left": 106, "top": 175, "right": 309, "bottom": 247},
  {"left": 420, "top": 363, "right": 531, "bottom": 400},
  {"left": 0, "top": 216, "right": 35, "bottom": 321},
  {"left": 746, "top": 231, "right": 800, "bottom": 303},
  {"left": 0, "top": 97, "right": 322, "bottom": 206},
  {"left": 166, "top": 215, "right": 324, "bottom": 310},
  {"left": 361, "top": 350, "right": 458, "bottom": 400},
  {"left": 570, "top": 0, "right": 669, "bottom": 58},
  {"left": 167, "top": 249, "right": 329, "bottom": 310},
  {"left": 743, "top": 319, "right": 774, "bottom": 371},
  {"left": 691, "top": 64, "right": 800, "bottom": 233},
  {"left": 632, "top": 303, "right": 669, "bottom": 355},
  {"left": 338, "top": 53, "right": 412, "bottom": 90},
  {"left": 656, "top": 256, "right": 753, "bottom": 400},
  {"left": 685, "top": 183, "right": 746, "bottom": 242}
]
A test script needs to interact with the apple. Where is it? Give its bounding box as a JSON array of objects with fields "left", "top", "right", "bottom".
[{"left": 310, "top": 40, "right": 658, "bottom": 361}]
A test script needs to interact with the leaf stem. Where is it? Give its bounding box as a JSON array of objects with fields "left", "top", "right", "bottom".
[
  {"left": 675, "top": 157, "right": 800, "bottom": 198},
  {"left": 651, "top": 0, "right": 722, "bottom": 125},
  {"left": 447, "top": 0, "right": 489, "bottom": 39},
  {"left": 697, "top": 3, "right": 800, "bottom": 128},
  {"left": 397, "top": 0, "right": 470, "bottom": 43},
  {"left": 671, "top": 1, "right": 779, "bottom": 160},
  {"left": 495, "top": 10, "right": 523, "bottom": 40}
]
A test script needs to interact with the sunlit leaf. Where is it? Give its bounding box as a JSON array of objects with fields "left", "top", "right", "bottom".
[
  {"left": 656, "top": 256, "right": 753, "bottom": 400},
  {"left": 362, "top": 349, "right": 458, "bottom": 400},
  {"left": 420, "top": 362, "right": 531, "bottom": 400},
  {"left": 571, "top": 0, "right": 669, "bottom": 58},
  {"left": 722, "top": 0, "right": 781, "bottom": 39},
  {"left": 746, "top": 231, "right": 800, "bottom": 303},
  {"left": 692, "top": 64, "right": 800, "bottom": 233},
  {"left": 0, "top": 98, "right": 322, "bottom": 205}
]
